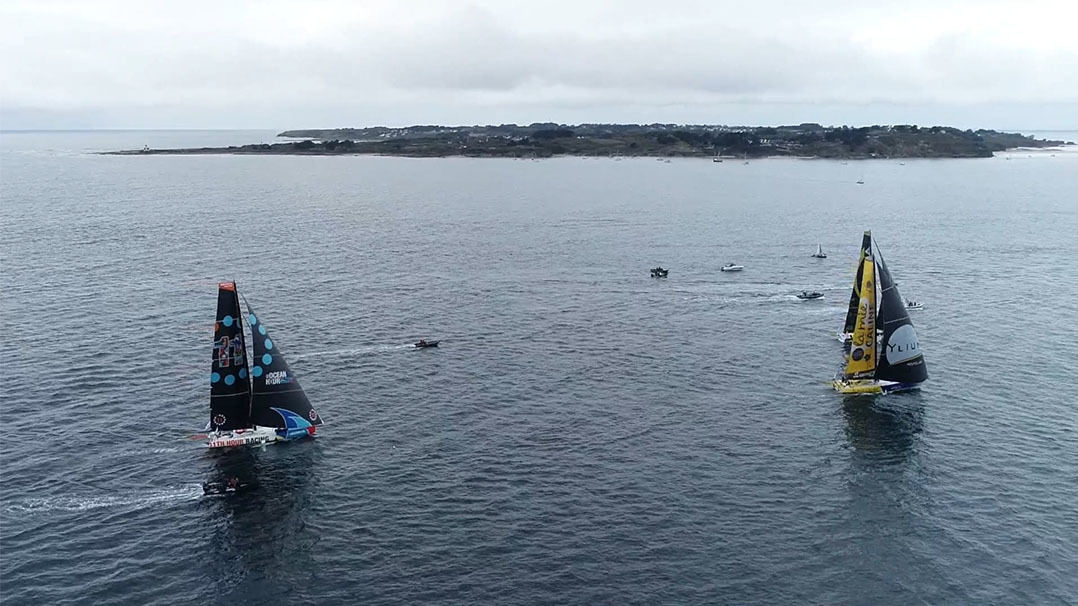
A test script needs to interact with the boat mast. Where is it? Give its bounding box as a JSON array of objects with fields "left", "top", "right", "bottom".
[{"left": 236, "top": 285, "right": 254, "bottom": 426}]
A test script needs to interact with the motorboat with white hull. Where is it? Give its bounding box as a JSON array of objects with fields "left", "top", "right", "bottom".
[
  {"left": 720, "top": 263, "right": 744, "bottom": 272},
  {"left": 205, "top": 281, "right": 324, "bottom": 449}
]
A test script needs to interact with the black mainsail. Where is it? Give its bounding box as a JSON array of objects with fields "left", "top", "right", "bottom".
[
  {"left": 874, "top": 246, "right": 929, "bottom": 385},
  {"left": 210, "top": 282, "right": 252, "bottom": 430},
  {"left": 245, "top": 301, "right": 323, "bottom": 429},
  {"left": 842, "top": 231, "right": 873, "bottom": 335}
]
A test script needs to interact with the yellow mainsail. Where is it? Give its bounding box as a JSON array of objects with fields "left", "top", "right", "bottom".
[{"left": 843, "top": 257, "right": 877, "bottom": 378}]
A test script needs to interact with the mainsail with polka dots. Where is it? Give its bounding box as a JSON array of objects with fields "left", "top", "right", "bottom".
[{"left": 209, "top": 281, "right": 252, "bottom": 431}]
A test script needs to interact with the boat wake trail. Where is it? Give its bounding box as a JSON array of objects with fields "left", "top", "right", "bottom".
[
  {"left": 291, "top": 344, "right": 416, "bottom": 361},
  {"left": 5, "top": 485, "right": 204, "bottom": 514},
  {"left": 100, "top": 447, "right": 184, "bottom": 459}
]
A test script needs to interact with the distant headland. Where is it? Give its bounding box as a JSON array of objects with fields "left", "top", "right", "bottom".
[{"left": 107, "top": 123, "right": 1070, "bottom": 159}]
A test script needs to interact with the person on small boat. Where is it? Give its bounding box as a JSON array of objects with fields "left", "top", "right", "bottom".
[
  {"left": 418, "top": 339, "right": 427, "bottom": 347},
  {"left": 226, "top": 477, "right": 239, "bottom": 490}
]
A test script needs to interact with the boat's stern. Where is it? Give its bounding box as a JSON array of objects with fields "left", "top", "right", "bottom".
[
  {"left": 832, "top": 379, "right": 883, "bottom": 395},
  {"left": 206, "top": 426, "right": 280, "bottom": 449},
  {"left": 832, "top": 379, "right": 923, "bottom": 395}
]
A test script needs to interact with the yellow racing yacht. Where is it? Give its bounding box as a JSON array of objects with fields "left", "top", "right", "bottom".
[{"left": 832, "top": 232, "right": 928, "bottom": 394}]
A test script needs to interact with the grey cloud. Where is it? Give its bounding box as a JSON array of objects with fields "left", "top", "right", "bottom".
[{"left": 1, "top": 0, "right": 1075, "bottom": 128}]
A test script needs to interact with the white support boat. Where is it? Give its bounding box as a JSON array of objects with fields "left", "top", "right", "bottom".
[
  {"left": 720, "top": 263, "right": 744, "bottom": 272},
  {"left": 205, "top": 281, "right": 324, "bottom": 448},
  {"left": 905, "top": 300, "right": 924, "bottom": 310}
]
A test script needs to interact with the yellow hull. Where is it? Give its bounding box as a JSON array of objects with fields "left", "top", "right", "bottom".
[{"left": 832, "top": 379, "right": 884, "bottom": 394}]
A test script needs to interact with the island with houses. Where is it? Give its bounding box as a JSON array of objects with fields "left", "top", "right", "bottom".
[{"left": 108, "top": 123, "right": 1069, "bottom": 159}]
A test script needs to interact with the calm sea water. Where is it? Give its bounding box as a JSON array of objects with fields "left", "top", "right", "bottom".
[{"left": 2, "top": 130, "right": 1077, "bottom": 605}]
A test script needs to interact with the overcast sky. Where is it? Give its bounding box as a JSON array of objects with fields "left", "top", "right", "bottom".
[{"left": 2, "top": 0, "right": 1076, "bottom": 130}]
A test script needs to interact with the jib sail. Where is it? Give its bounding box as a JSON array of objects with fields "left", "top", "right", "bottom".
[
  {"left": 244, "top": 302, "right": 324, "bottom": 428},
  {"left": 874, "top": 247, "right": 929, "bottom": 385}
]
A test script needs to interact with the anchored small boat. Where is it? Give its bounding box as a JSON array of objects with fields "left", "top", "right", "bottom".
[
  {"left": 811, "top": 244, "right": 827, "bottom": 258},
  {"left": 797, "top": 291, "right": 824, "bottom": 300},
  {"left": 650, "top": 267, "right": 669, "bottom": 278},
  {"left": 832, "top": 231, "right": 928, "bottom": 394},
  {"left": 415, "top": 339, "right": 440, "bottom": 348},
  {"left": 720, "top": 263, "right": 744, "bottom": 272},
  {"left": 205, "top": 281, "right": 323, "bottom": 449}
]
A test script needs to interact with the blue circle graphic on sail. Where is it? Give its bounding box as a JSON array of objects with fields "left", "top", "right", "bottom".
[
  {"left": 264, "top": 338, "right": 273, "bottom": 350},
  {"left": 252, "top": 366, "right": 263, "bottom": 377},
  {"left": 224, "top": 374, "right": 235, "bottom": 385},
  {"left": 222, "top": 315, "right": 233, "bottom": 327},
  {"left": 258, "top": 325, "right": 266, "bottom": 335},
  {"left": 248, "top": 314, "right": 257, "bottom": 325},
  {"left": 211, "top": 372, "right": 220, "bottom": 384},
  {"left": 262, "top": 354, "right": 273, "bottom": 365},
  {"left": 238, "top": 367, "right": 247, "bottom": 379}
]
